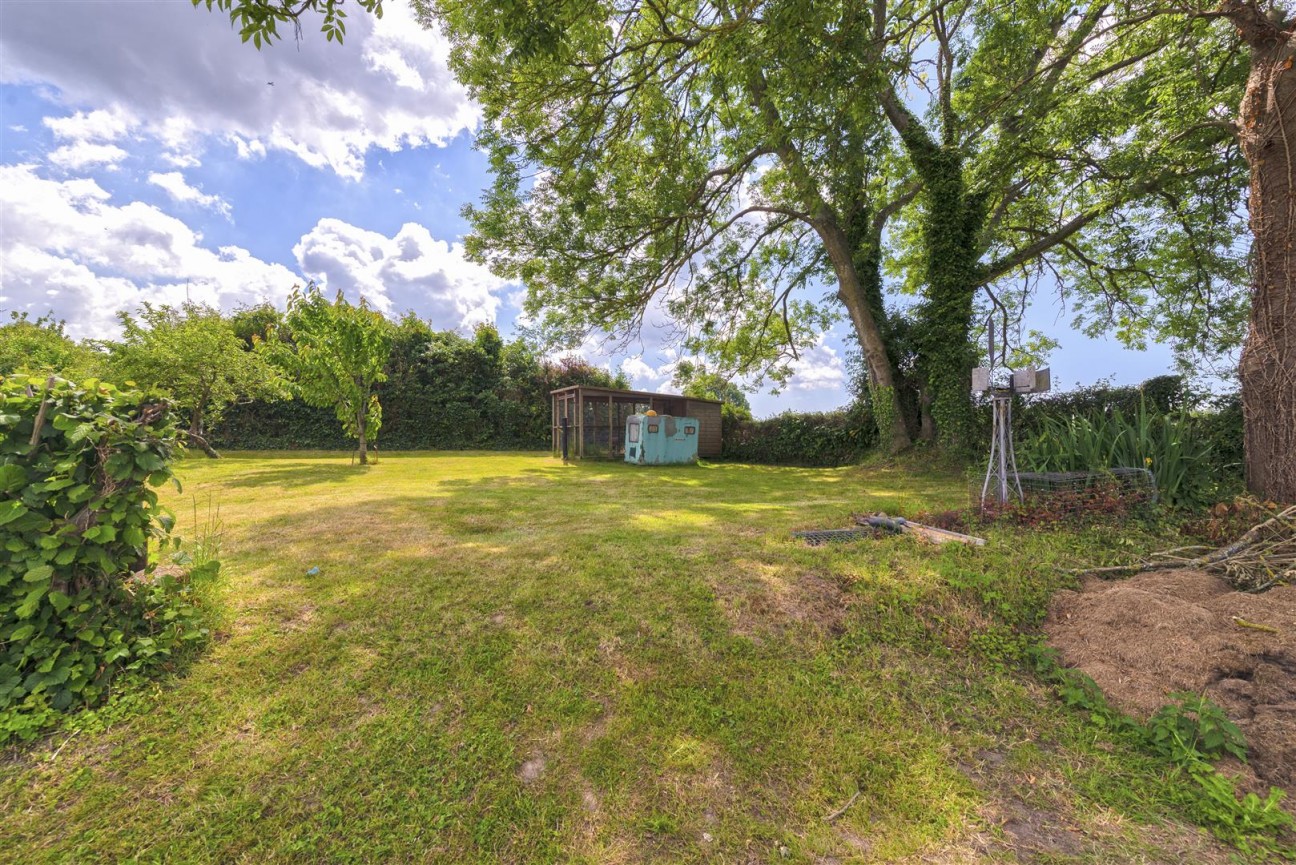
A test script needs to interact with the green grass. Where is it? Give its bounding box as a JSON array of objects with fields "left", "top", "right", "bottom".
[{"left": 0, "top": 452, "right": 1256, "bottom": 862}]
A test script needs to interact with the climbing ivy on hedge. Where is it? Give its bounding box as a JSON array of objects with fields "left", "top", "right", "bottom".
[{"left": 0, "top": 375, "right": 211, "bottom": 742}]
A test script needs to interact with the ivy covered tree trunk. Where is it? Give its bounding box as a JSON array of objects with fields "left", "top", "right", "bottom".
[
  {"left": 913, "top": 149, "right": 985, "bottom": 453},
  {"left": 1232, "top": 4, "right": 1296, "bottom": 502},
  {"left": 883, "top": 93, "right": 985, "bottom": 453}
]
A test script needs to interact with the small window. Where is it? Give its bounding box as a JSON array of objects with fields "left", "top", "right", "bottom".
[
  {"left": 684, "top": 425, "right": 696, "bottom": 435},
  {"left": 647, "top": 424, "right": 659, "bottom": 434},
  {"left": 627, "top": 421, "right": 640, "bottom": 443}
]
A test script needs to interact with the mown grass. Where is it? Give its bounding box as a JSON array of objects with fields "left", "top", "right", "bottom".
[{"left": 0, "top": 452, "right": 1255, "bottom": 862}]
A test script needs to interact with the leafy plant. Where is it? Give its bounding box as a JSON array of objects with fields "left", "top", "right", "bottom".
[
  {"left": 0, "top": 374, "right": 213, "bottom": 742},
  {"left": 1029, "top": 647, "right": 1295, "bottom": 853},
  {"left": 1018, "top": 397, "right": 1216, "bottom": 509},
  {"left": 1146, "top": 692, "right": 1248, "bottom": 765}
]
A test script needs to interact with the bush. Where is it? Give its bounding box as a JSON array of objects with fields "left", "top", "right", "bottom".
[
  {"left": 0, "top": 375, "right": 212, "bottom": 742},
  {"left": 722, "top": 405, "right": 877, "bottom": 466}
]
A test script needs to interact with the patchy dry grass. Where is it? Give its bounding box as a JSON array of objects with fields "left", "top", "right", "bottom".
[{"left": 0, "top": 452, "right": 1258, "bottom": 862}]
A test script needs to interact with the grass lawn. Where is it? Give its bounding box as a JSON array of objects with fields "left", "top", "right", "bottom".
[{"left": 0, "top": 452, "right": 1253, "bottom": 863}]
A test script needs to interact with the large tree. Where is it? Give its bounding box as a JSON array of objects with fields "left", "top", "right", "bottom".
[
  {"left": 415, "top": 0, "right": 1247, "bottom": 453},
  {"left": 268, "top": 285, "right": 392, "bottom": 465},
  {"left": 107, "top": 302, "right": 287, "bottom": 458},
  {"left": 869, "top": 0, "right": 1250, "bottom": 446},
  {"left": 1214, "top": 0, "right": 1296, "bottom": 501}
]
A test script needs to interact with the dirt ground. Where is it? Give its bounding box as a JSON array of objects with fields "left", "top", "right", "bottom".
[{"left": 1045, "top": 569, "right": 1296, "bottom": 796}]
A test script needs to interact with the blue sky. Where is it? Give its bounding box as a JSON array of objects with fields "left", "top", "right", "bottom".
[{"left": 0, "top": 0, "right": 1180, "bottom": 418}]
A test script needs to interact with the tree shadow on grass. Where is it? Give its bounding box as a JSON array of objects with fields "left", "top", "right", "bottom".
[{"left": 203, "top": 452, "right": 380, "bottom": 490}]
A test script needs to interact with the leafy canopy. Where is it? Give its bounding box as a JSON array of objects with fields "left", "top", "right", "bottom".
[
  {"left": 0, "top": 313, "right": 106, "bottom": 381},
  {"left": 107, "top": 302, "right": 288, "bottom": 434},
  {"left": 190, "top": 0, "right": 382, "bottom": 47}
]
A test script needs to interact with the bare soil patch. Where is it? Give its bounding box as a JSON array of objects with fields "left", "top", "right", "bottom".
[{"left": 1045, "top": 569, "right": 1296, "bottom": 795}]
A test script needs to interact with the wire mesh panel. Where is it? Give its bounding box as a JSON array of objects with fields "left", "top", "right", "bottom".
[
  {"left": 975, "top": 467, "right": 1157, "bottom": 521},
  {"left": 792, "top": 528, "right": 880, "bottom": 546}
]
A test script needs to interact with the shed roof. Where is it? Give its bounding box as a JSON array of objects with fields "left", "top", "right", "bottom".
[{"left": 549, "top": 384, "right": 722, "bottom": 405}]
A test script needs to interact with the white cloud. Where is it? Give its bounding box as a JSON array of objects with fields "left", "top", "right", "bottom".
[
  {"left": 2, "top": 1, "right": 477, "bottom": 180},
  {"left": 48, "top": 142, "right": 128, "bottom": 170},
  {"left": 0, "top": 163, "right": 298, "bottom": 337},
  {"left": 148, "top": 171, "right": 231, "bottom": 219},
  {"left": 787, "top": 340, "right": 847, "bottom": 391},
  {"left": 43, "top": 107, "right": 134, "bottom": 143},
  {"left": 294, "top": 218, "right": 504, "bottom": 329}
]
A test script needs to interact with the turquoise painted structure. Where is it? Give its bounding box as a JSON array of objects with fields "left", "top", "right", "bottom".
[{"left": 624, "top": 414, "right": 700, "bottom": 465}]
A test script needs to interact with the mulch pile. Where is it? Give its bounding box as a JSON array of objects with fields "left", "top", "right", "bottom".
[{"left": 1045, "top": 569, "right": 1296, "bottom": 796}]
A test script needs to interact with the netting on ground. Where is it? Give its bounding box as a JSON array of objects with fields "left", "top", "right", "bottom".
[{"left": 976, "top": 467, "right": 1157, "bottom": 522}]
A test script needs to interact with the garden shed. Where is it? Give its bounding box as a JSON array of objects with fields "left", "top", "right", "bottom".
[{"left": 550, "top": 385, "right": 722, "bottom": 459}]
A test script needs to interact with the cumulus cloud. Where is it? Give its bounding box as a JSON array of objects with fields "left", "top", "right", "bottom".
[
  {"left": 43, "top": 107, "right": 134, "bottom": 143},
  {"left": 48, "top": 142, "right": 128, "bottom": 171},
  {"left": 293, "top": 218, "right": 503, "bottom": 328},
  {"left": 2, "top": 1, "right": 477, "bottom": 179},
  {"left": 0, "top": 163, "right": 298, "bottom": 337},
  {"left": 0, "top": 164, "right": 508, "bottom": 338},
  {"left": 786, "top": 340, "right": 848, "bottom": 391},
  {"left": 148, "top": 171, "right": 232, "bottom": 219}
]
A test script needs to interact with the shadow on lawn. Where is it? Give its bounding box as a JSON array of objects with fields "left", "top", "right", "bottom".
[{"left": 209, "top": 456, "right": 376, "bottom": 490}]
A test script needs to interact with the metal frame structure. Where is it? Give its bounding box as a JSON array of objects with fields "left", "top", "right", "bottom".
[
  {"left": 982, "top": 390, "right": 1023, "bottom": 505},
  {"left": 972, "top": 311, "right": 1051, "bottom": 506}
]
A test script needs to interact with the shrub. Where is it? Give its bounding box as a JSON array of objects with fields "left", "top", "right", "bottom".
[
  {"left": 0, "top": 375, "right": 212, "bottom": 742},
  {"left": 722, "top": 405, "right": 877, "bottom": 466}
]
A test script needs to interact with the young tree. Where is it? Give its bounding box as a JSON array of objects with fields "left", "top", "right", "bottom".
[
  {"left": 107, "top": 302, "right": 287, "bottom": 458},
  {"left": 269, "top": 285, "right": 392, "bottom": 465}
]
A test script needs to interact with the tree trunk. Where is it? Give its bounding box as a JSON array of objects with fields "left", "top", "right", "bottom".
[
  {"left": 821, "top": 223, "right": 912, "bottom": 453},
  {"left": 1232, "top": 6, "right": 1296, "bottom": 502},
  {"left": 357, "top": 406, "right": 369, "bottom": 465},
  {"left": 187, "top": 409, "right": 220, "bottom": 459},
  {"left": 912, "top": 150, "right": 984, "bottom": 455}
]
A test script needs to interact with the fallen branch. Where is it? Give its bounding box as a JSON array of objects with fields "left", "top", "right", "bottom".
[
  {"left": 823, "top": 790, "right": 861, "bottom": 823},
  {"left": 1232, "top": 616, "right": 1280, "bottom": 634},
  {"left": 1065, "top": 505, "right": 1296, "bottom": 591}
]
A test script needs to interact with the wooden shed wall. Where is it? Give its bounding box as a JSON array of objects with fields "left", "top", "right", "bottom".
[{"left": 686, "top": 399, "right": 723, "bottom": 457}]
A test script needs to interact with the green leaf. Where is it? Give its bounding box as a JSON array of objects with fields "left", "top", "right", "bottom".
[
  {"left": 0, "top": 463, "right": 26, "bottom": 492},
  {"left": 0, "top": 500, "right": 28, "bottom": 526},
  {"left": 15, "top": 586, "right": 47, "bottom": 619},
  {"left": 24, "top": 564, "right": 54, "bottom": 583}
]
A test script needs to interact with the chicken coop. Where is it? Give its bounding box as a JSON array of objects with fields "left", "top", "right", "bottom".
[{"left": 550, "top": 385, "right": 722, "bottom": 459}]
